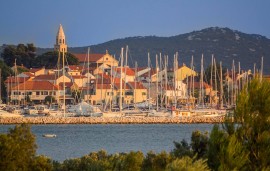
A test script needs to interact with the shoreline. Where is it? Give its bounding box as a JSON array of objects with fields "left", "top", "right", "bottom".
[{"left": 0, "top": 116, "right": 225, "bottom": 124}]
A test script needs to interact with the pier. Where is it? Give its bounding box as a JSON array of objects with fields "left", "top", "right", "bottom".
[{"left": 0, "top": 116, "right": 224, "bottom": 124}]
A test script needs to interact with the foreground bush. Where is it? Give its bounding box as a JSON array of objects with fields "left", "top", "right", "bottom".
[{"left": 0, "top": 124, "right": 52, "bottom": 171}]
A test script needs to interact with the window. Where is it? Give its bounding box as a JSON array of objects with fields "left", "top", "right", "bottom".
[
  {"left": 36, "top": 91, "right": 40, "bottom": 95},
  {"left": 125, "top": 92, "right": 133, "bottom": 96},
  {"left": 44, "top": 91, "right": 48, "bottom": 95},
  {"left": 59, "top": 39, "right": 62, "bottom": 44},
  {"left": 106, "top": 58, "right": 108, "bottom": 60},
  {"left": 142, "top": 92, "right": 146, "bottom": 95},
  {"left": 63, "top": 39, "right": 65, "bottom": 44}
]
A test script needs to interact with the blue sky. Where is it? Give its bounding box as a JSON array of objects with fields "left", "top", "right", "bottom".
[{"left": 0, "top": 0, "right": 269, "bottom": 48}]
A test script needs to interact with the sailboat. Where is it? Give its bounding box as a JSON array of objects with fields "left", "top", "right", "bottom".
[
  {"left": 67, "top": 48, "right": 103, "bottom": 117},
  {"left": 47, "top": 51, "right": 75, "bottom": 117}
]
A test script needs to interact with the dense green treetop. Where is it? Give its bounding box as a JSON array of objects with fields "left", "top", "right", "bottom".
[
  {"left": 1, "top": 44, "right": 36, "bottom": 68},
  {"left": 0, "top": 124, "right": 52, "bottom": 171},
  {"left": 34, "top": 51, "right": 79, "bottom": 68}
]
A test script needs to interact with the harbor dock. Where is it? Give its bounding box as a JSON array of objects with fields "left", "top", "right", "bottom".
[{"left": 0, "top": 116, "right": 224, "bottom": 124}]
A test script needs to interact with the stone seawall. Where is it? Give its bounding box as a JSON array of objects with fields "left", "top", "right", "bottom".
[{"left": 0, "top": 116, "right": 225, "bottom": 124}]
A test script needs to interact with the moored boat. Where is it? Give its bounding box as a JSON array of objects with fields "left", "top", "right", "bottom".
[{"left": 42, "top": 134, "right": 57, "bottom": 138}]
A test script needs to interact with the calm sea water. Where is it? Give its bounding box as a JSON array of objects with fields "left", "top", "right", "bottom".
[{"left": 0, "top": 124, "right": 214, "bottom": 161}]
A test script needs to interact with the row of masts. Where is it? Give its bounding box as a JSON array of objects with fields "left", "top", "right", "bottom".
[{"left": 4, "top": 47, "right": 264, "bottom": 112}]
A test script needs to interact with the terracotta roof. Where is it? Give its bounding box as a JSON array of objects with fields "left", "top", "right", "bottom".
[
  {"left": 96, "top": 84, "right": 112, "bottom": 89},
  {"left": 141, "top": 69, "right": 156, "bottom": 77},
  {"left": 136, "top": 67, "right": 148, "bottom": 71},
  {"left": 68, "top": 65, "right": 84, "bottom": 71},
  {"left": 115, "top": 67, "right": 135, "bottom": 76},
  {"left": 11, "top": 81, "right": 59, "bottom": 91},
  {"left": 29, "top": 68, "right": 43, "bottom": 73},
  {"left": 186, "top": 81, "right": 211, "bottom": 89},
  {"left": 22, "top": 72, "right": 35, "bottom": 77},
  {"left": 73, "top": 54, "right": 105, "bottom": 63},
  {"left": 114, "top": 83, "right": 132, "bottom": 90},
  {"left": 5, "top": 77, "right": 29, "bottom": 83},
  {"left": 71, "top": 75, "right": 87, "bottom": 79},
  {"left": 96, "top": 73, "right": 111, "bottom": 79},
  {"left": 128, "top": 82, "right": 146, "bottom": 89},
  {"left": 163, "top": 85, "right": 175, "bottom": 90},
  {"left": 33, "top": 74, "right": 58, "bottom": 81},
  {"left": 59, "top": 82, "right": 73, "bottom": 88}
]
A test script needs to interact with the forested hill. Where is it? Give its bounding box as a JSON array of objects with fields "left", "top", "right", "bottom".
[
  {"left": 4, "top": 27, "right": 270, "bottom": 73},
  {"left": 69, "top": 27, "right": 270, "bottom": 73}
]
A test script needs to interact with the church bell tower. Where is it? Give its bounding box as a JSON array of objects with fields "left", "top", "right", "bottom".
[{"left": 54, "top": 24, "right": 67, "bottom": 53}]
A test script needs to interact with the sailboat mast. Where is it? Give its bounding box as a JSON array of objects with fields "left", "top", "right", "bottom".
[
  {"left": 191, "top": 56, "right": 194, "bottom": 102},
  {"left": 0, "top": 68, "right": 1, "bottom": 103},
  {"left": 199, "top": 54, "right": 204, "bottom": 106},
  {"left": 101, "top": 51, "right": 105, "bottom": 108},
  {"left": 120, "top": 48, "right": 124, "bottom": 114},
  {"left": 220, "top": 61, "right": 223, "bottom": 109},
  {"left": 227, "top": 69, "right": 230, "bottom": 106},
  {"left": 62, "top": 52, "right": 66, "bottom": 116},
  {"left": 159, "top": 53, "right": 163, "bottom": 108},
  {"left": 156, "top": 54, "right": 159, "bottom": 111},
  {"left": 165, "top": 55, "right": 168, "bottom": 110},
  {"left": 173, "top": 54, "right": 176, "bottom": 105},
  {"left": 214, "top": 58, "right": 217, "bottom": 97},
  {"left": 134, "top": 61, "right": 137, "bottom": 104},
  {"left": 210, "top": 55, "right": 213, "bottom": 106},
  {"left": 148, "top": 52, "right": 151, "bottom": 111},
  {"left": 87, "top": 48, "right": 90, "bottom": 103},
  {"left": 261, "top": 56, "right": 264, "bottom": 81},
  {"left": 238, "top": 62, "right": 241, "bottom": 96},
  {"left": 124, "top": 45, "right": 128, "bottom": 103}
]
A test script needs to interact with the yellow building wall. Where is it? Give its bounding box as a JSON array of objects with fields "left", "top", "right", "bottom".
[
  {"left": 97, "top": 54, "right": 119, "bottom": 66},
  {"left": 134, "top": 89, "right": 148, "bottom": 103},
  {"left": 84, "top": 88, "right": 147, "bottom": 105},
  {"left": 176, "top": 65, "right": 197, "bottom": 81}
]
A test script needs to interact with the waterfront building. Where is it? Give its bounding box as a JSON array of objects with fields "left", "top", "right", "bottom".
[
  {"left": 10, "top": 81, "right": 62, "bottom": 104},
  {"left": 29, "top": 67, "right": 46, "bottom": 76},
  {"left": 112, "top": 66, "right": 136, "bottom": 82},
  {"left": 175, "top": 64, "right": 197, "bottom": 81},
  {"left": 73, "top": 50, "right": 118, "bottom": 68},
  {"left": 32, "top": 74, "right": 71, "bottom": 85}
]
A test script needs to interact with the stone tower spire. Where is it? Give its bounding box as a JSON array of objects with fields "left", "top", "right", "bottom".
[{"left": 54, "top": 24, "right": 67, "bottom": 53}]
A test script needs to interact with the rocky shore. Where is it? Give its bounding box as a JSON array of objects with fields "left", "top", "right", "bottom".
[{"left": 0, "top": 116, "right": 225, "bottom": 124}]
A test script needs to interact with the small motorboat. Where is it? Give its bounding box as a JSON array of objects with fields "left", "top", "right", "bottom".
[{"left": 42, "top": 134, "right": 57, "bottom": 138}]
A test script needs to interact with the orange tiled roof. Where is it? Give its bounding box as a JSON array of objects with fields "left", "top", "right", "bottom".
[
  {"left": 33, "top": 74, "right": 57, "bottom": 81},
  {"left": 59, "top": 82, "right": 73, "bottom": 88},
  {"left": 73, "top": 54, "right": 105, "bottom": 63},
  {"left": 68, "top": 65, "right": 84, "bottom": 71},
  {"left": 114, "top": 82, "right": 132, "bottom": 90},
  {"left": 141, "top": 69, "right": 156, "bottom": 77},
  {"left": 29, "top": 68, "right": 43, "bottom": 73},
  {"left": 22, "top": 72, "right": 35, "bottom": 77},
  {"left": 96, "top": 84, "right": 112, "bottom": 89},
  {"left": 71, "top": 75, "right": 87, "bottom": 79},
  {"left": 5, "top": 77, "right": 29, "bottom": 83},
  {"left": 128, "top": 82, "right": 146, "bottom": 89},
  {"left": 115, "top": 67, "right": 135, "bottom": 76},
  {"left": 11, "top": 81, "right": 59, "bottom": 91},
  {"left": 186, "top": 81, "right": 211, "bottom": 89}
]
